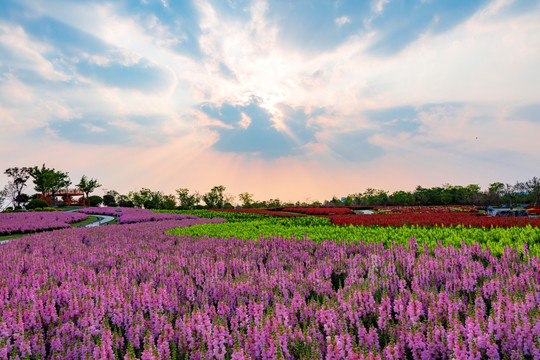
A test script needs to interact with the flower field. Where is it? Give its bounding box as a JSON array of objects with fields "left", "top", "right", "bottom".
[
  {"left": 328, "top": 213, "right": 540, "bottom": 227},
  {"left": 78, "top": 207, "right": 199, "bottom": 224},
  {"left": 372, "top": 206, "right": 479, "bottom": 214},
  {"left": 0, "top": 211, "right": 88, "bottom": 235},
  {"left": 1, "top": 208, "right": 540, "bottom": 359},
  {"left": 1, "top": 215, "right": 539, "bottom": 359}
]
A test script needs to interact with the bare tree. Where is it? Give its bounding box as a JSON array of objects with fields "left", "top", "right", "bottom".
[{"left": 4, "top": 167, "right": 31, "bottom": 207}]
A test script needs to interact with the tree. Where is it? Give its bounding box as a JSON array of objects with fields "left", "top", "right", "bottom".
[
  {"left": 503, "top": 183, "right": 515, "bottom": 208},
  {"left": 525, "top": 176, "right": 540, "bottom": 206},
  {"left": 77, "top": 175, "right": 102, "bottom": 206},
  {"left": 117, "top": 194, "right": 134, "bottom": 208},
  {"left": 389, "top": 190, "right": 414, "bottom": 206},
  {"left": 465, "top": 184, "right": 482, "bottom": 205},
  {"left": 126, "top": 188, "right": 165, "bottom": 209},
  {"left": 30, "top": 164, "right": 71, "bottom": 206},
  {"left": 176, "top": 188, "right": 201, "bottom": 209},
  {"left": 4, "top": 167, "right": 31, "bottom": 207},
  {"left": 30, "top": 164, "right": 53, "bottom": 195},
  {"left": 361, "top": 188, "right": 388, "bottom": 206},
  {"left": 160, "top": 195, "right": 177, "bottom": 210},
  {"left": 202, "top": 185, "right": 226, "bottom": 209},
  {"left": 238, "top": 192, "right": 254, "bottom": 208},
  {"left": 105, "top": 190, "right": 119, "bottom": 202},
  {"left": 267, "top": 198, "right": 282, "bottom": 208},
  {"left": 49, "top": 171, "right": 71, "bottom": 207},
  {"left": 224, "top": 193, "right": 236, "bottom": 208},
  {"left": 486, "top": 182, "right": 505, "bottom": 206}
]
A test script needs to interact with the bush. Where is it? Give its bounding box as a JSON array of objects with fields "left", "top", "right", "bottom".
[
  {"left": 103, "top": 195, "right": 116, "bottom": 206},
  {"left": 118, "top": 199, "right": 134, "bottom": 208},
  {"left": 26, "top": 198, "right": 50, "bottom": 210},
  {"left": 15, "top": 194, "right": 30, "bottom": 206},
  {"left": 88, "top": 195, "right": 103, "bottom": 207}
]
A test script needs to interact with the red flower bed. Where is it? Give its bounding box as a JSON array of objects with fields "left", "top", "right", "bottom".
[
  {"left": 281, "top": 207, "right": 354, "bottom": 215},
  {"left": 373, "top": 206, "right": 479, "bottom": 213},
  {"left": 330, "top": 212, "right": 540, "bottom": 227},
  {"left": 211, "top": 208, "right": 303, "bottom": 217}
]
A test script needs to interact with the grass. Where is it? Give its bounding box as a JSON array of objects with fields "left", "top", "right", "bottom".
[
  {"left": 0, "top": 233, "right": 24, "bottom": 242},
  {"left": 56, "top": 205, "right": 85, "bottom": 211},
  {"left": 70, "top": 215, "right": 98, "bottom": 227}
]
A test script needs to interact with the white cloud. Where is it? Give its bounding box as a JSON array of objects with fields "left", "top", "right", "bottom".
[
  {"left": 335, "top": 16, "right": 351, "bottom": 27},
  {"left": 82, "top": 123, "right": 106, "bottom": 133},
  {"left": 0, "top": 22, "right": 70, "bottom": 81},
  {"left": 83, "top": 48, "right": 143, "bottom": 67},
  {"left": 372, "top": 0, "right": 390, "bottom": 14},
  {"left": 0, "top": 73, "right": 33, "bottom": 106}
]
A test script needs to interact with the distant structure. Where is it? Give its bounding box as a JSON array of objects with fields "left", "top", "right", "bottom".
[
  {"left": 37, "top": 188, "right": 86, "bottom": 206},
  {"left": 487, "top": 208, "right": 529, "bottom": 217}
]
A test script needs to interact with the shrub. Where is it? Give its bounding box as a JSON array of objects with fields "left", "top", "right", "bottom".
[
  {"left": 26, "top": 198, "right": 50, "bottom": 210},
  {"left": 103, "top": 194, "right": 116, "bottom": 206},
  {"left": 118, "top": 199, "right": 134, "bottom": 208},
  {"left": 88, "top": 195, "right": 103, "bottom": 207}
]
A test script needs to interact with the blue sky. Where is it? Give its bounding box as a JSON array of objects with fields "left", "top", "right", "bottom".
[{"left": 0, "top": 0, "right": 539, "bottom": 201}]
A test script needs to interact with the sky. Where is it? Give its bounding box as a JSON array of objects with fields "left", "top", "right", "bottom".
[{"left": 1, "top": 0, "right": 539, "bottom": 203}]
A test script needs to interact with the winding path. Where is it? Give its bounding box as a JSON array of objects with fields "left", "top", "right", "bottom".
[{"left": 85, "top": 215, "right": 115, "bottom": 227}]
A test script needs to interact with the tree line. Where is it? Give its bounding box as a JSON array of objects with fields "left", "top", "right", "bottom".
[
  {"left": 330, "top": 180, "right": 540, "bottom": 208},
  {"left": 1, "top": 165, "right": 539, "bottom": 210}
]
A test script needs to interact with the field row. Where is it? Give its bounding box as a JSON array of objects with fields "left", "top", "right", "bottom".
[{"left": 0, "top": 212, "right": 88, "bottom": 235}]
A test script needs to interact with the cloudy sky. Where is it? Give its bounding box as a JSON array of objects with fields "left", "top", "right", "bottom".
[{"left": 1, "top": 0, "right": 539, "bottom": 202}]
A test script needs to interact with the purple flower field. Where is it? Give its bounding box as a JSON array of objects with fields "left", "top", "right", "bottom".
[
  {"left": 0, "top": 218, "right": 538, "bottom": 359},
  {"left": 78, "top": 207, "right": 198, "bottom": 224},
  {"left": 0, "top": 212, "right": 88, "bottom": 235}
]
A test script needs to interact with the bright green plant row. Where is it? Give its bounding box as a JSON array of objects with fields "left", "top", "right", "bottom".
[
  {"left": 166, "top": 217, "right": 540, "bottom": 257},
  {"left": 154, "top": 209, "right": 330, "bottom": 226}
]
